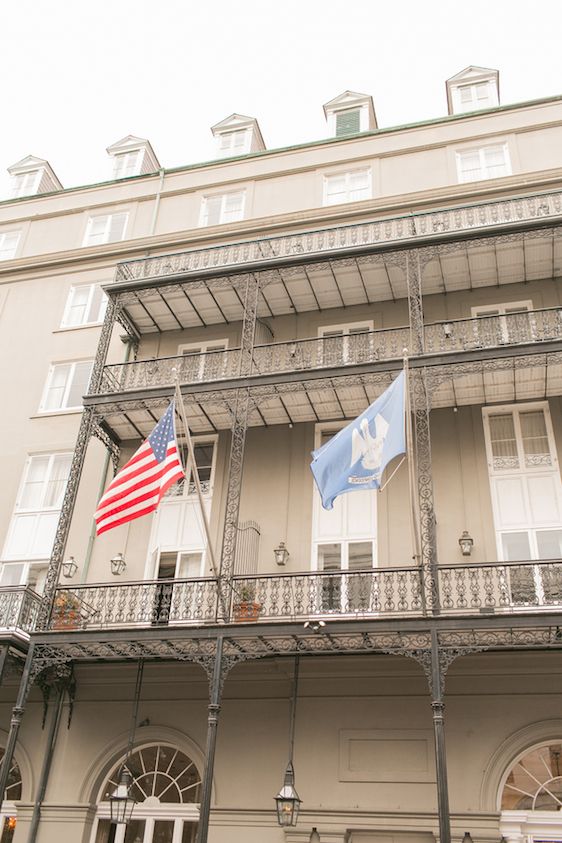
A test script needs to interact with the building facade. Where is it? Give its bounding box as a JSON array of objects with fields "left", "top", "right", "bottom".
[{"left": 1, "top": 66, "right": 562, "bottom": 843}]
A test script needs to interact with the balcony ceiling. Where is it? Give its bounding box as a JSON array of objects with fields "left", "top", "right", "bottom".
[
  {"left": 97, "top": 352, "right": 562, "bottom": 442},
  {"left": 117, "top": 230, "right": 562, "bottom": 335}
]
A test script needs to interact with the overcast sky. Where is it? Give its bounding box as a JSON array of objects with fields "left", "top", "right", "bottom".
[{"left": 1, "top": 0, "right": 561, "bottom": 197}]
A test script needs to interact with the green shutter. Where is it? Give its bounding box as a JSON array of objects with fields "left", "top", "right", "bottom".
[{"left": 336, "top": 109, "right": 361, "bottom": 136}]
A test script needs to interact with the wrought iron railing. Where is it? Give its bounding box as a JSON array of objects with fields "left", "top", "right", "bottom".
[
  {"left": 95, "top": 308, "right": 561, "bottom": 396},
  {"left": 0, "top": 587, "right": 42, "bottom": 634},
  {"left": 48, "top": 559, "right": 562, "bottom": 631},
  {"left": 114, "top": 189, "right": 562, "bottom": 284}
]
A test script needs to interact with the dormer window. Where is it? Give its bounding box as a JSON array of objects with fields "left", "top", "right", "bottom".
[
  {"left": 113, "top": 150, "right": 142, "bottom": 178},
  {"left": 211, "top": 114, "right": 265, "bottom": 157},
  {"left": 7, "top": 156, "right": 62, "bottom": 199},
  {"left": 106, "top": 135, "right": 160, "bottom": 179},
  {"left": 335, "top": 108, "right": 361, "bottom": 137},
  {"left": 446, "top": 66, "right": 500, "bottom": 115},
  {"left": 219, "top": 130, "right": 248, "bottom": 153},
  {"left": 323, "top": 91, "right": 377, "bottom": 138}
]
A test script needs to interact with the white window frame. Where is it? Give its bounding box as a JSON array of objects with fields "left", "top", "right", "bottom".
[
  {"left": 1, "top": 452, "right": 72, "bottom": 564},
  {"left": 113, "top": 150, "right": 142, "bottom": 179},
  {"left": 0, "top": 230, "right": 21, "bottom": 261},
  {"left": 177, "top": 340, "right": 229, "bottom": 383},
  {"left": 60, "top": 284, "right": 108, "bottom": 328},
  {"left": 471, "top": 300, "right": 534, "bottom": 344},
  {"left": 83, "top": 212, "right": 129, "bottom": 246},
  {"left": 456, "top": 143, "right": 511, "bottom": 183},
  {"left": 323, "top": 168, "right": 372, "bottom": 206},
  {"left": 11, "top": 170, "right": 42, "bottom": 198},
  {"left": 199, "top": 191, "right": 246, "bottom": 227},
  {"left": 218, "top": 129, "right": 249, "bottom": 155},
  {"left": 164, "top": 435, "right": 218, "bottom": 500},
  {"left": 318, "top": 321, "right": 374, "bottom": 365},
  {"left": 39, "top": 360, "right": 93, "bottom": 413},
  {"left": 453, "top": 81, "right": 497, "bottom": 112}
]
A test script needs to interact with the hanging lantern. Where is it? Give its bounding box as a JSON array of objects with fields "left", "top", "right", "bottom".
[
  {"left": 275, "top": 761, "right": 301, "bottom": 826},
  {"left": 109, "top": 768, "right": 136, "bottom": 824}
]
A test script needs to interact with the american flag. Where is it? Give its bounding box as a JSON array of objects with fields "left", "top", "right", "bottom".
[{"left": 95, "top": 401, "right": 185, "bottom": 536}]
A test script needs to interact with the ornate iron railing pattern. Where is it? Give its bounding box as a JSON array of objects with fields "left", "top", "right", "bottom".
[
  {"left": 95, "top": 308, "right": 561, "bottom": 396},
  {"left": 0, "top": 587, "right": 42, "bottom": 634},
  {"left": 114, "top": 190, "right": 562, "bottom": 284},
  {"left": 48, "top": 559, "right": 562, "bottom": 630}
]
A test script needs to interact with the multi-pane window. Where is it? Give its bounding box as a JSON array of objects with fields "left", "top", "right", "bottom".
[
  {"left": 113, "top": 151, "right": 141, "bottom": 178},
  {"left": 11, "top": 170, "right": 41, "bottom": 198},
  {"left": 324, "top": 170, "right": 371, "bottom": 205},
  {"left": 218, "top": 130, "right": 248, "bottom": 153},
  {"left": 472, "top": 301, "right": 534, "bottom": 345},
  {"left": 83, "top": 213, "right": 128, "bottom": 246},
  {"left": 0, "top": 231, "right": 21, "bottom": 261},
  {"left": 166, "top": 440, "right": 216, "bottom": 497},
  {"left": 200, "top": 192, "right": 245, "bottom": 226},
  {"left": 335, "top": 108, "right": 361, "bottom": 136},
  {"left": 61, "top": 285, "right": 107, "bottom": 328},
  {"left": 2, "top": 453, "right": 72, "bottom": 561},
  {"left": 40, "top": 361, "right": 93, "bottom": 411},
  {"left": 456, "top": 144, "right": 510, "bottom": 183},
  {"left": 458, "top": 82, "right": 491, "bottom": 109},
  {"left": 319, "top": 323, "right": 374, "bottom": 366},
  {"left": 178, "top": 340, "right": 229, "bottom": 383},
  {"left": 483, "top": 404, "right": 562, "bottom": 570}
]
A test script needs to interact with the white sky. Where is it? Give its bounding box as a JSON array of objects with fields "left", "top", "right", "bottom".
[{"left": 1, "top": 0, "right": 562, "bottom": 196}]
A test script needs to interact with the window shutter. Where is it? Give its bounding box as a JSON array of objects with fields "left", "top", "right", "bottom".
[
  {"left": 335, "top": 109, "right": 361, "bottom": 136},
  {"left": 204, "top": 197, "right": 223, "bottom": 226},
  {"left": 66, "top": 361, "right": 94, "bottom": 407},
  {"left": 0, "top": 231, "right": 21, "bottom": 260}
]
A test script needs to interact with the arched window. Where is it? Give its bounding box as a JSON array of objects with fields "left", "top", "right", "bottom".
[
  {"left": 502, "top": 741, "right": 562, "bottom": 810},
  {"left": 0, "top": 749, "right": 22, "bottom": 843},
  {"left": 92, "top": 744, "right": 201, "bottom": 843}
]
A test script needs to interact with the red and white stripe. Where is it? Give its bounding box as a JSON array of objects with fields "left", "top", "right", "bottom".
[{"left": 95, "top": 440, "right": 184, "bottom": 536}]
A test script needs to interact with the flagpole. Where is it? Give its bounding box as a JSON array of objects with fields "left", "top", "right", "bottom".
[
  {"left": 403, "top": 350, "right": 426, "bottom": 615},
  {"left": 172, "top": 374, "right": 220, "bottom": 582}
]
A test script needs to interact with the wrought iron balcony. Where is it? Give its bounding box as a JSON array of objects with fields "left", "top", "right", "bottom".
[
  {"left": 94, "top": 308, "right": 562, "bottom": 397},
  {"left": 114, "top": 189, "right": 562, "bottom": 284},
  {"left": 48, "top": 559, "right": 562, "bottom": 632},
  {"left": 0, "top": 586, "right": 42, "bottom": 635}
]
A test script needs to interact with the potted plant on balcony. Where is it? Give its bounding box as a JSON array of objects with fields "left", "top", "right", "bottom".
[
  {"left": 51, "top": 592, "right": 82, "bottom": 630},
  {"left": 232, "top": 585, "right": 261, "bottom": 622}
]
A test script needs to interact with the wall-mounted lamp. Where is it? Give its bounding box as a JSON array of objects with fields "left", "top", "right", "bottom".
[
  {"left": 309, "top": 828, "right": 321, "bottom": 842},
  {"left": 274, "top": 542, "right": 290, "bottom": 567},
  {"left": 443, "top": 322, "right": 453, "bottom": 339},
  {"left": 458, "top": 531, "right": 474, "bottom": 557},
  {"left": 462, "top": 833, "right": 474, "bottom": 843},
  {"left": 61, "top": 556, "right": 78, "bottom": 579},
  {"left": 110, "top": 553, "right": 127, "bottom": 576}
]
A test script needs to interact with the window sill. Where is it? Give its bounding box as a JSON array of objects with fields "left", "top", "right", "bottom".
[
  {"left": 54, "top": 323, "right": 104, "bottom": 334},
  {"left": 32, "top": 409, "right": 83, "bottom": 418}
]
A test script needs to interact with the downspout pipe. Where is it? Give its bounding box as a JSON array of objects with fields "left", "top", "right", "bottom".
[{"left": 149, "top": 168, "right": 165, "bottom": 236}]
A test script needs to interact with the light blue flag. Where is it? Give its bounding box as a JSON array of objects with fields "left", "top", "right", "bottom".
[{"left": 310, "top": 371, "right": 406, "bottom": 510}]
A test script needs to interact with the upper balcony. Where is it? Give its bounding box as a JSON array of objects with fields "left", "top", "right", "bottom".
[
  {"left": 113, "top": 189, "right": 562, "bottom": 289},
  {"left": 47, "top": 558, "right": 562, "bottom": 633},
  {"left": 0, "top": 586, "right": 42, "bottom": 639}
]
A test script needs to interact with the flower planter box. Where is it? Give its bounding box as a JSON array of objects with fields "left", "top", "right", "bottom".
[{"left": 233, "top": 601, "right": 262, "bottom": 623}]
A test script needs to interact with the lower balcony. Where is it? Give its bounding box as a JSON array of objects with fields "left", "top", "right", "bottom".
[
  {"left": 0, "top": 586, "right": 42, "bottom": 636},
  {"left": 48, "top": 559, "right": 562, "bottom": 632}
]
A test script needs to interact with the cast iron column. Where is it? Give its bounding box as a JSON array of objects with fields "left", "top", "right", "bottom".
[
  {"left": 0, "top": 644, "right": 35, "bottom": 813},
  {"left": 196, "top": 637, "right": 224, "bottom": 843},
  {"left": 430, "top": 629, "right": 451, "bottom": 843}
]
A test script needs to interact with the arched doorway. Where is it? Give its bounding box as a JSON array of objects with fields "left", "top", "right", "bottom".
[
  {"left": 0, "top": 749, "right": 22, "bottom": 843},
  {"left": 500, "top": 740, "right": 562, "bottom": 840},
  {"left": 92, "top": 743, "right": 201, "bottom": 843}
]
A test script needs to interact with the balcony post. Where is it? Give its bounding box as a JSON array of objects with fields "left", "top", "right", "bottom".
[
  {"left": 0, "top": 643, "right": 35, "bottom": 814},
  {"left": 196, "top": 637, "right": 224, "bottom": 843},
  {"left": 430, "top": 629, "right": 451, "bottom": 843},
  {"left": 39, "top": 295, "right": 122, "bottom": 630},
  {"left": 218, "top": 276, "right": 260, "bottom": 614},
  {"left": 406, "top": 252, "right": 440, "bottom": 613}
]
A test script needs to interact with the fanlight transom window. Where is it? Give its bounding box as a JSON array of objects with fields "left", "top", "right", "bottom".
[
  {"left": 103, "top": 745, "right": 201, "bottom": 804},
  {"left": 0, "top": 749, "right": 22, "bottom": 801},
  {"left": 501, "top": 741, "right": 562, "bottom": 810}
]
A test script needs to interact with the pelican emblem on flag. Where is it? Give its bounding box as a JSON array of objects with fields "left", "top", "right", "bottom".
[{"left": 350, "top": 415, "right": 389, "bottom": 477}]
